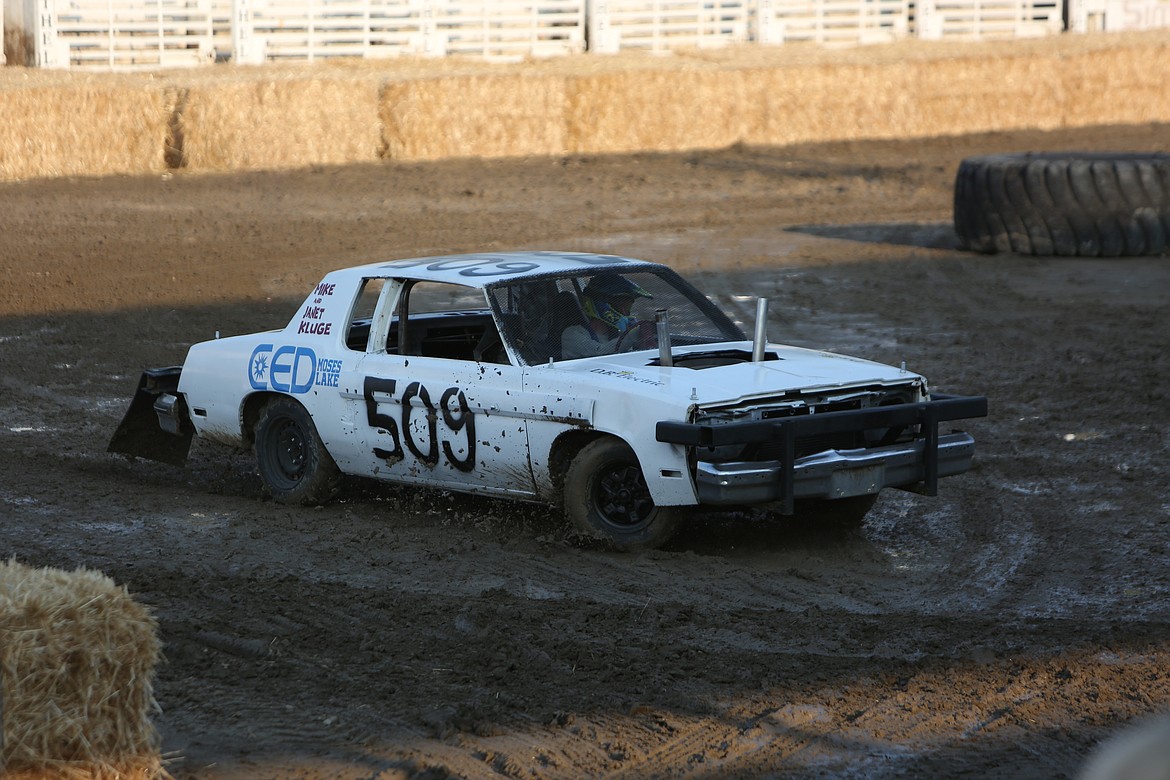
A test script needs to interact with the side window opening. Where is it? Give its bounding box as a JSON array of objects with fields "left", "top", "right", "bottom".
[
  {"left": 393, "top": 280, "right": 509, "bottom": 364},
  {"left": 345, "top": 278, "right": 387, "bottom": 352}
]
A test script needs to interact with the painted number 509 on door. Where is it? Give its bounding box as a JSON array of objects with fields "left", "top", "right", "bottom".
[{"left": 362, "top": 377, "right": 476, "bottom": 472}]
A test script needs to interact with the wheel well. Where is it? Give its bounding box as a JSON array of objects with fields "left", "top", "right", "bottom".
[
  {"left": 241, "top": 392, "right": 288, "bottom": 447},
  {"left": 547, "top": 430, "right": 621, "bottom": 498}
]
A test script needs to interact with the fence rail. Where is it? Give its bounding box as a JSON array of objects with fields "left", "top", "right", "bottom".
[
  {"left": 916, "top": 0, "right": 1062, "bottom": 38},
  {"left": 235, "top": 0, "right": 585, "bottom": 63},
  {"left": 37, "top": 0, "right": 216, "bottom": 67},
  {"left": 762, "top": 0, "right": 910, "bottom": 44},
  {"left": 16, "top": 0, "right": 1170, "bottom": 69},
  {"left": 588, "top": 1, "right": 752, "bottom": 52}
]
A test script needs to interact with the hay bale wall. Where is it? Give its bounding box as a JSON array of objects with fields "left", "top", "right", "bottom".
[
  {"left": 174, "top": 75, "right": 383, "bottom": 171},
  {"left": 561, "top": 39, "right": 1170, "bottom": 153},
  {"left": 381, "top": 73, "right": 567, "bottom": 161},
  {"left": 0, "top": 77, "right": 170, "bottom": 180},
  {"left": 0, "top": 560, "right": 163, "bottom": 779},
  {"left": 1, "top": 30, "right": 1169, "bottom": 181}
]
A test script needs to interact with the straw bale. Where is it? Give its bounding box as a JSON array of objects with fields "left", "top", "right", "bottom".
[
  {"left": 175, "top": 76, "right": 382, "bottom": 171},
  {"left": 1054, "top": 43, "right": 1170, "bottom": 126},
  {"left": 744, "top": 56, "right": 1073, "bottom": 146},
  {"left": 0, "top": 560, "right": 164, "bottom": 779},
  {"left": 380, "top": 73, "right": 566, "bottom": 160},
  {"left": 559, "top": 35, "right": 1170, "bottom": 156},
  {"left": 564, "top": 67, "right": 761, "bottom": 154},
  {"left": 0, "top": 78, "right": 169, "bottom": 181}
]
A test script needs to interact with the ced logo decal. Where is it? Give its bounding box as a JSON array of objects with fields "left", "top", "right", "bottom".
[{"left": 249, "top": 344, "right": 319, "bottom": 393}]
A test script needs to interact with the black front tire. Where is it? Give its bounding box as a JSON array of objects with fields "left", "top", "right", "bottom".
[
  {"left": 254, "top": 397, "right": 342, "bottom": 505},
  {"left": 564, "top": 437, "right": 681, "bottom": 551}
]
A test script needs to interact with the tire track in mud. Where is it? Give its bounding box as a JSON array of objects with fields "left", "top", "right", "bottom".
[
  {"left": 602, "top": 710, "right": 812, "bottom": 780},
  {"left": 860, "top": 478, "right": 1039, "bottom": 619},
  {"left": 522, "top": 636, "right": 1170, "bottom": 779}
]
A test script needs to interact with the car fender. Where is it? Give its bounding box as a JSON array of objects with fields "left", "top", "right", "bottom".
[{"left": 524, "top": 366, "right": 699, "bottom": 507}]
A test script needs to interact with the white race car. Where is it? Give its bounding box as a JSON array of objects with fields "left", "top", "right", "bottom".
[{"left": 110, "top": 251, "right": 986, "bottom": 550}]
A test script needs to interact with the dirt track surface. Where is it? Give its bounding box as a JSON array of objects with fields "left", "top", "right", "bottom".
[{"left": 3, "top": 124, "right": 1170, "bottom": 779}]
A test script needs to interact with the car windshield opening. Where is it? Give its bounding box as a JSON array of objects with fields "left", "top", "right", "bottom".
[{"left": 486, "top": 268, "right": 744, "bottom": 366}]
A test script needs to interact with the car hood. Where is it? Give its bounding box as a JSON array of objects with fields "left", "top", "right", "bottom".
[{"left": 548, "top": 342, "right": 922, "bottom": 403}]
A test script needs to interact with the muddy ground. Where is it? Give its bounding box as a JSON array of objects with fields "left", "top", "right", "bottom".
[{"left": 2, "top": 124, "right": 1169, "bottom": 779}]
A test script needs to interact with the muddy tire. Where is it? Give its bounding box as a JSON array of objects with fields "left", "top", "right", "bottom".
[
  {"left": 954, "top": 153, "right": 1170, "bottom": 256},
  {"left": 564, "top": 437, "right": 681, "bottom": 551},
  {"left": 254, "top": 397, "right": 342, "bottom": 505}
]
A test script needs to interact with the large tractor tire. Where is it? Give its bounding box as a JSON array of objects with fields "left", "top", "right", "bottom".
[{"left": 953, "top": 153, "right": 1170, "bottom": 256}]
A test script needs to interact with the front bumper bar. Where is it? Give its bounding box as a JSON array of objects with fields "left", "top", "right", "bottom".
[
  {"left": 656, "top": 393, "right": 987, "bottom": 514},
  {"left": 695, "top": 433, "right": 976, "bottom": 507}
]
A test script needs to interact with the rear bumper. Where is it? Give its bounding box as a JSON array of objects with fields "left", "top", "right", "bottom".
[
  {"left": 107, "top": 367, "right": 193, "bottom": 467},
  {"left": 695, "top": 432, "right": 976, "bottom": 506}
]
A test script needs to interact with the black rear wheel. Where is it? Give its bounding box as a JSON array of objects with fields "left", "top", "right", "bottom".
[
  {"left": 564, "top": 437, "right": 681, "bottom": 551},
  {"left": 254, "top": 397, "right": 342, "bottom": 505}
]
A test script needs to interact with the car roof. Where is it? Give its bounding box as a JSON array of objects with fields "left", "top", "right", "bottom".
[{"left": 331, "top": 251, "right": 661, "bottom": 289}]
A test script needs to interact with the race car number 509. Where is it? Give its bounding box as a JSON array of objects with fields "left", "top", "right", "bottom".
[{"left": 110, "top": 250, "right": 986, "bottom": 551}]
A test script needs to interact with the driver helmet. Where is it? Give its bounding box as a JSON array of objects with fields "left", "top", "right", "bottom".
[{"left": 582, "top": 273, "right": 652, "bottom": 333}]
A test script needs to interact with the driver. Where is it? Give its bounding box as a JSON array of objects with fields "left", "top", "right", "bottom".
[{"left": 561, "top": 273, "right": 653, "bottom": 359}]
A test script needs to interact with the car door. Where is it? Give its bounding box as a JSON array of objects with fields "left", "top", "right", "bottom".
[{"left": 347, "top": 279, "right": 538, "bottom": 498}]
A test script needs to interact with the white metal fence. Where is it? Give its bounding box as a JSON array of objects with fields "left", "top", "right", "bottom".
[
  {"left": 587, "top": 0, "right": 751, "bottom": 52},
  {"left": 761, "top": 0, "right": 910, "bottom": 45},
  {"left": 11, "top": 0, "right": 1170, "bottom": 70},
  {"left": 38, "top": 0, "right": 216, "bottom": 68},
  {"left": 915, "top": 0, "right": 1061, "bottom": 38},
  {"left": 233, "top": 0, "right": 585, "bottom": 63}
]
